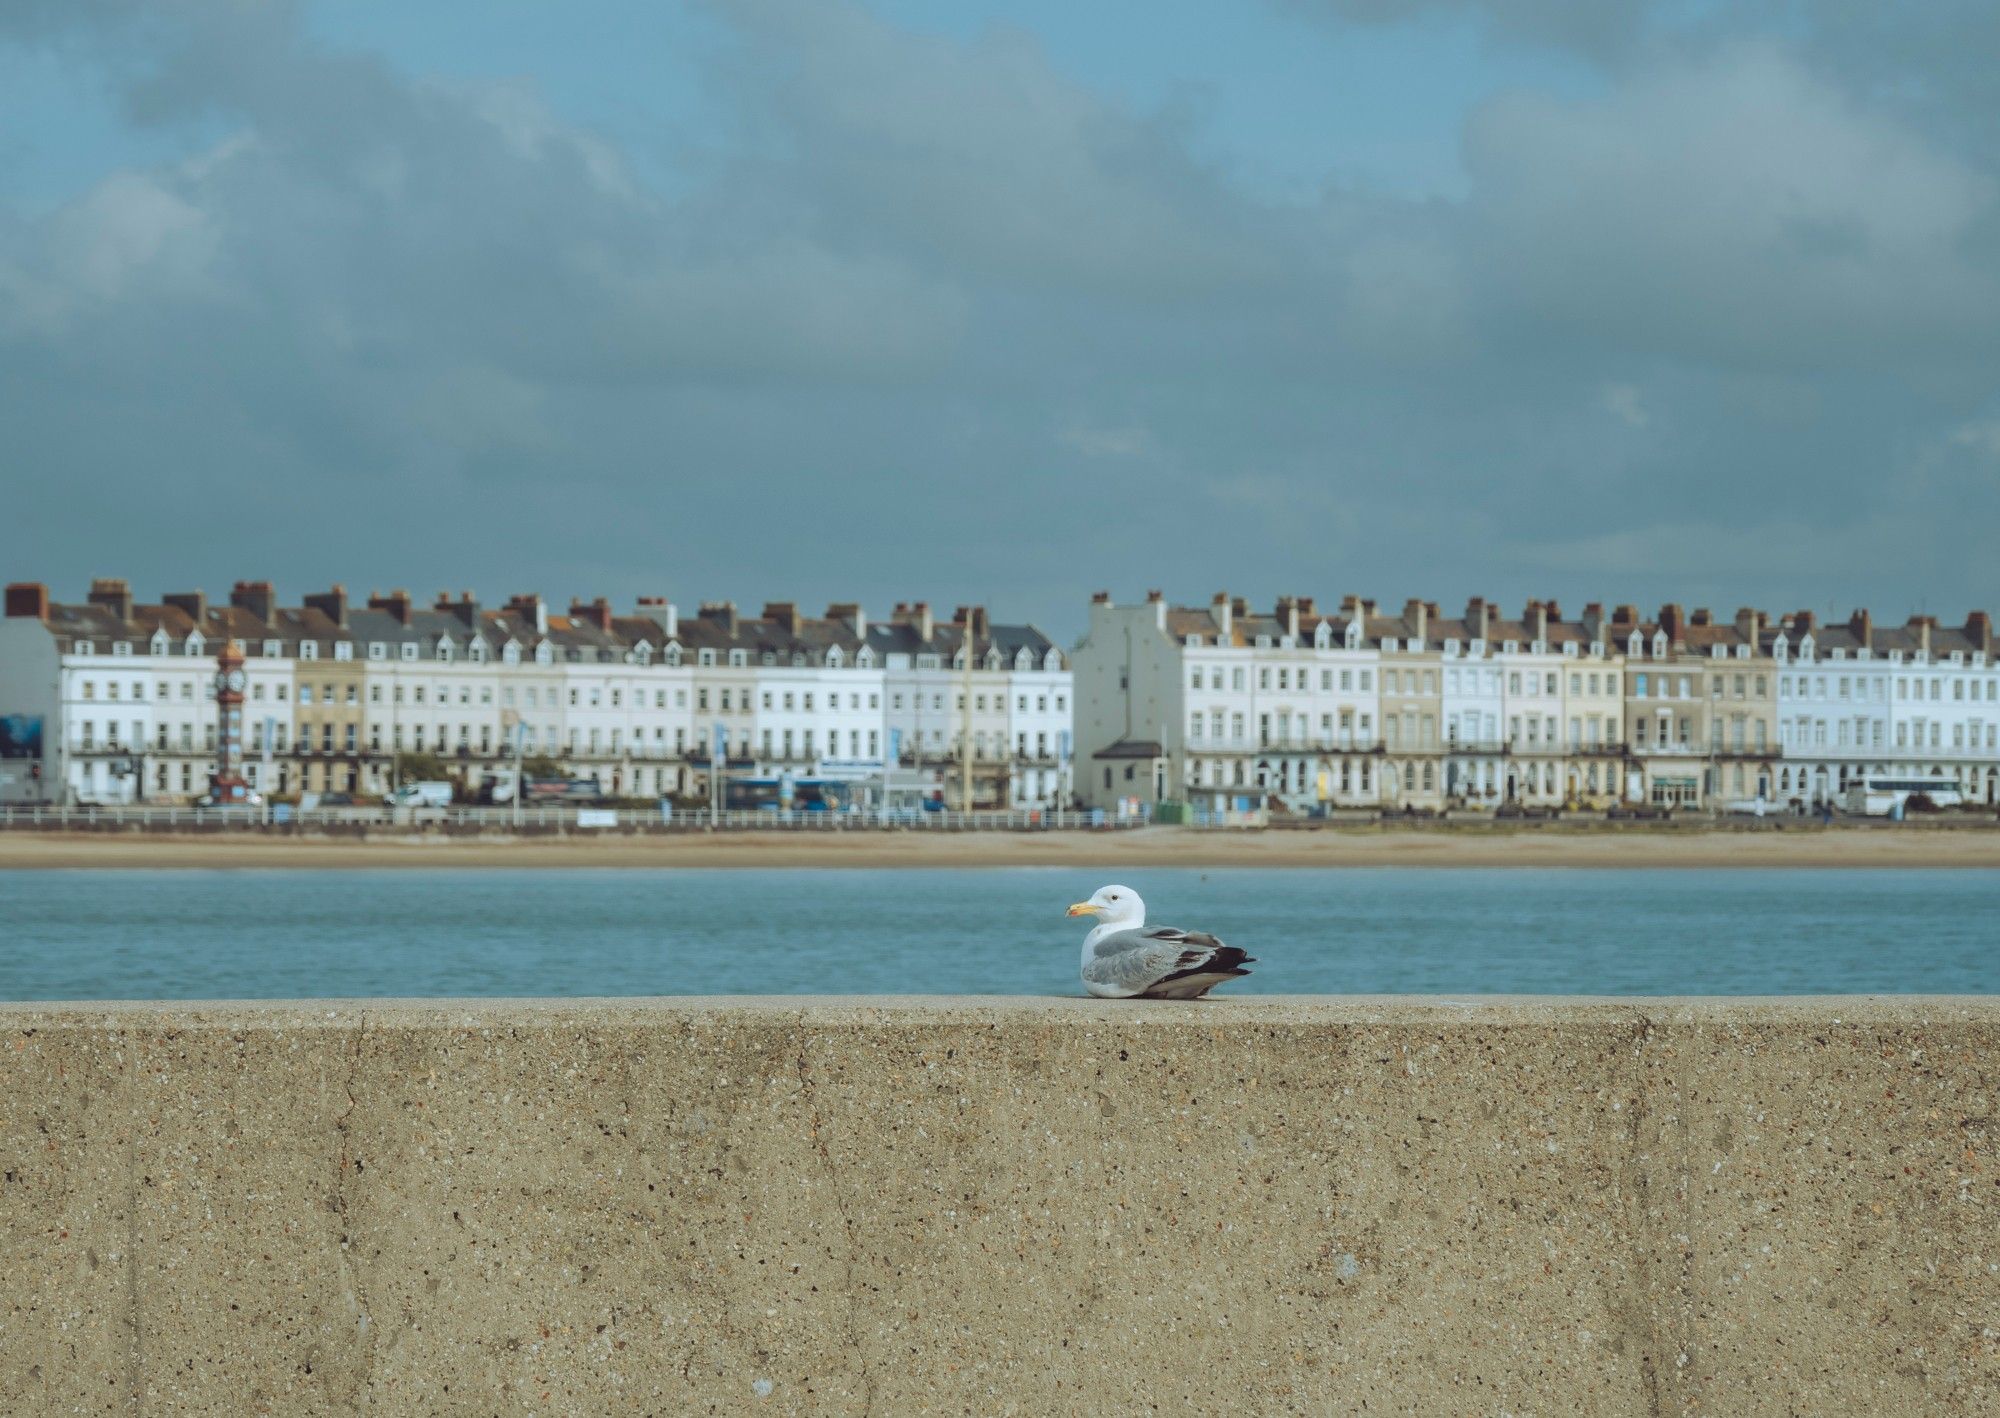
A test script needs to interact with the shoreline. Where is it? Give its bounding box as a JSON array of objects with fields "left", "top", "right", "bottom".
[{"left": 3, "top": 826, "right": 1999, "bottom": 870}]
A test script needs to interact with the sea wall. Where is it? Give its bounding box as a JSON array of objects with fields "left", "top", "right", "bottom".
[{"left": 2, "top": 999, "right": 1995, "bottom": 1415}]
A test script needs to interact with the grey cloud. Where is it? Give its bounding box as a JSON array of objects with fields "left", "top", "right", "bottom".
[{"left": 3, "top": 0, "right": 2000, "bottom": 635}]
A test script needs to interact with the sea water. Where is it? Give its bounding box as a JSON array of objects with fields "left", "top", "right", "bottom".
[{"left": 2, "top": 866, "right": 1995, "bottom": 999}]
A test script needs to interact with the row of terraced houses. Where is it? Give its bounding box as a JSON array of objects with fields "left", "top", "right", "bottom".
[
  {"left": 1072, "top": 592, "right": 2000, "bottom": 813},
  {"left": 0, "top": 581, "right": 1069, "bottom": 808},
  {"left": 6, "top": 579, "right": 2000, "bottom": 815}
]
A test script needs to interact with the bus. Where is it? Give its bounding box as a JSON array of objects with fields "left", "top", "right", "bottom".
[
  {"left": 724, "top": 777, "right": 861, "bottom": 812},
  {"left": 1844, "top": 777, "right": 1964, "bottom": 817}
]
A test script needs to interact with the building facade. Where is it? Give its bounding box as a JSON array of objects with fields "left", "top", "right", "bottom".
[{"left": 0, "top": 580, "right": 1067, "bottom": 808}]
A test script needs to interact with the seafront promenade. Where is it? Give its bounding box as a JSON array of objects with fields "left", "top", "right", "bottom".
[
  {"left": 2, "top": 997, "right": 1995, "bottom": 1414},
  {"left": 4, "top": 821, "right": 2000, "bottom": 870}
]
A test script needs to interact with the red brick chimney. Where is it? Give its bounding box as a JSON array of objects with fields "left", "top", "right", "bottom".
[
  {"left": 1965, "top": 612, "right": 1992, "bottom": 657},
  {"left": 763, "top": 601, "right": 803, "bottom": 636},
  {"left": 569, "top": 597, "right": 614, "bottom": 633},
  {"left": 370, "top": 589, "right": 415, "bottom": 625},
  {"left": 4, "top": 582, "right": 49, "bottom": 619},
  {"left": 301, "top": 584, "right": 347, "bottom": 629},
  {"left": 231, "top": 580, "right": 277, "bottom": 625}
]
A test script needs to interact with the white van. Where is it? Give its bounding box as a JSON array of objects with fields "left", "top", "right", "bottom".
[{"left": 385, "top": 781, "right": 454, "bottom": 808}]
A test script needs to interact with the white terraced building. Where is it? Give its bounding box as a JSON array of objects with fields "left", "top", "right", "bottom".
[
  {"left": 1772, "top": 610, "right": 2000, "bottom": 807},
  {"left": 0, "top": 580, "right": 1068, "bottom": 808}
]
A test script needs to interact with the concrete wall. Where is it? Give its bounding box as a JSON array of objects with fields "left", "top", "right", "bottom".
[{"left": 2, "top": 998, "right": 1996, "bottom": 1415}]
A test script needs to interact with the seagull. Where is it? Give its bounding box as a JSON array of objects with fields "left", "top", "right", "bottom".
[{"left": 1066, "top": 884, "right": 1254, "bottom": 999}]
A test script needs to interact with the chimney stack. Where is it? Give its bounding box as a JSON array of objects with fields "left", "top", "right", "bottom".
[
  {"left": 164, "top": 589, "right": 210, "bottom": 625},
  {"left": 4, "top": 582, "right": 49, "bottom": 620},
  {"left": 1091, "top": 590, "right": 1111, "bottom": 605},
  {"left": 1965, "top": 612, "right": 1992, "bottom": 657},
  {"left": 231, "top": 580, "right": 276, "bottom": 625},
  {"left": 638, "top": 596, "right": 680, "bottom": 639},
  {"left": 88, "top": 577, "right": 134, "bottom": 622},
  {"left": 370, "top": 589, "right": 415, "bottom": 626},
  {"left": 1843, "top": 608, "right": 1869, "bottom": 648},
  {"left": 825, "top": 602, "right": 864, "bottom": 639},
  {"left": 699, "top": 601, "right": 740, "bottom": 637},
  {"left": 1914, "top": 615, "right": 1932, "bottom": 657},
  {"left": 1211, "top": 592, "right": 1232, "bottom": 637},
  {"left": 1403, "top": 598, "right": 1428, "bottom": 644},
  {"left": 302, "top": 584, "right": 347, "bottom": 629},
  {"left": 1277, "top": 596, "right": 1299, "bottom": 640},
  {"left": 763, "top": 601, "right": 803, "bottom": 636},
  {"left": 505, "top": 593, "right": 547, "bottom": 636},
  {"left": 1465, "top": 597, "right": 1491, "bottom": 642},
  {"left": 569, "top": 597, "right": 614, "bottom": 633},
  {"left": 955, "top": 605, "right": 990, "bottom": 646},
  {"left": 1658, "top": 604, "right": 1684, "bottom": 643}
]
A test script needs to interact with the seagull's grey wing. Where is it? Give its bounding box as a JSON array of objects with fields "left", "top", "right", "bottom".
[{"left": 1085, "top": 925, "right": 1255, "bottom": 999}]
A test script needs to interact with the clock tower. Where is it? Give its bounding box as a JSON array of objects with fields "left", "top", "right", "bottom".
[{"left": 209, "top": 639, "right": 252, "bottom": 805}]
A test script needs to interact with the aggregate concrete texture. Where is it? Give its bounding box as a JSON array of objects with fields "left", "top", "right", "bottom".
[{"left": 1, "top": 997, "right": 1996, "bottom": 1415}]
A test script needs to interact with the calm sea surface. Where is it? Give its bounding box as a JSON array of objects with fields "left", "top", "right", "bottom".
[{"left": 1, "top": 867, "right": 1994, "bottom": 1000}]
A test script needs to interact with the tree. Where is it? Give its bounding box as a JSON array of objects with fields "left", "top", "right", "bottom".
[{"left": 394, "top": 751, "right": 448, "bottom": 783}]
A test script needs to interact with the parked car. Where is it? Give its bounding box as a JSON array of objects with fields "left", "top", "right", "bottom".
[{"left": 384, "top": 781, "right": 453, "bottom": 808}]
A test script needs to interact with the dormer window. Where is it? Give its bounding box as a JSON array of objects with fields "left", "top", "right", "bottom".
[
  {"left": 1472, "top": 639, "right": 1487, "bottom": 658},
  {"left": 665, "top": 644, "right": 683, "bottom": 667},
  {"left": 1857, "top": 648, "right": 1872, "bottom": 661},
  {"left": 1562, "top": 643, "right": 1578, "bottom": 658},
  {"left": 1652, "top": 633, "right": 1668, "bottom": 658},
  {"left": 1381, "top": 638, "right": 1400, "bottom": 654},
  {"left": 1044, "top": 648, "right": 1062, "bottom": 672},
  {"left": 1830, "top": 647, "right": 1846, "bottom": 661},
  {"left": 917, "top": 653, "right": 940, "bottom": 670},
  {"left": 826, "top": 647, "right": 844, "bottom": 669},
  {"left": 535, "top": 642, "right": 554, "bottom": 665},
  {"left": 1711, "top": 646, "right": 1726, "bottom": 660},
  {"left": 1889, "top": 650, "right": 1903, "bottom": 664},
  {"left": 1950, "top": 651, "right": 1965, "bottom": 665},
  {"left": 1186, "top": 633, "right": 1204, "bottom": 648},
  {"left": 368, "top": 642, "right": 386, "bottom": 660},
  {"left": 153, "top": 633, "right": 172, "bottom": 655},
  {"left": 1345, "top": 624, "right": 1362, "bottom": 650},
  {"left": 1589, "top": 641, "right": 1603, "bottom": 658},
  {"left": 469, "top": 642, "right": 488, "bottom": 663},
  {"left": 1627, "top": 634, "right": 1642, "bottom": 656},
  {"left": 1914, "top": 650, "right": 1929, "bottom": 665},
  {"left": 1530, "top": 640, "right": 1545, "bottom": 655},
  {"left": 334, "top": 641, "right": 354, "bottom": 661},
  {"left": 1444, "top": 639, "right": 1460, "bottom": 657},
  {"left": 1735, "top": 644, "right": 1750, "bottom": 660},
  {"left": 186, "top": 633, "right": 205, "bottom": 655},
  {"left": 73, "top": 641, "right": 94, "bottom": 656},
  {"left": 503, "top": 642, "right": 521, "bottom": 665},
  {"left": 1503, "top": 640, "right": 1519, "bottom": 655},
  {"left": 299, "top": 641, "right": 317, "bottom": 660},
  {"left": 1254, "top": 635, "right": 1272, "bottom": 650},
  {"left": 698, "top": 649, "right": 716, "bottom": 667},
  {"left": 1408, "top": 639, "right": 1425, "bottom": 654},
  {"left": 853, "top": 646, "right": 871, "bottom": 668},
  {"left": 436, "top": 641, "right": 454, "bottom": 663},
  {"left": 729, "top": 650, "right": 748, "bottom": 667},
  {"left": 113, "top": 641, "right": 132, "bottom": 657}
]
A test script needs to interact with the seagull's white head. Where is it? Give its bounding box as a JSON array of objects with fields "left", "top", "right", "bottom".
[{"left": 1067, "top": 884, "right": 1144, "bottom": 928}]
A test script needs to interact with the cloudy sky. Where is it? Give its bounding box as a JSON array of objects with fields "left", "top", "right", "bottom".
[{"left": 3, "top": 0, "right": 1996, "bottom": 638}]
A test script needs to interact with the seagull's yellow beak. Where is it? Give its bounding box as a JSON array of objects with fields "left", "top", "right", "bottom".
[{"left": 1067, "top": 902, "right": 1100, "bottom": 917}]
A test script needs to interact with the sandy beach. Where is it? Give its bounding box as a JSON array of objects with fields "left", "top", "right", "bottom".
[{"left": 2, "top": 826, "right": 1998, "bottom": 870}]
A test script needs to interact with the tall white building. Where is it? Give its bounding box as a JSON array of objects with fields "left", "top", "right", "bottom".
[{"left": 1072, "top": 591, "right": 1392, "bottom": 813}]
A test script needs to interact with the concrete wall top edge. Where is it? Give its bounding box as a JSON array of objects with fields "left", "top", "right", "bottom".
[{"left": 3, "top": 994, "right": 1997, "bottom": 1031}]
